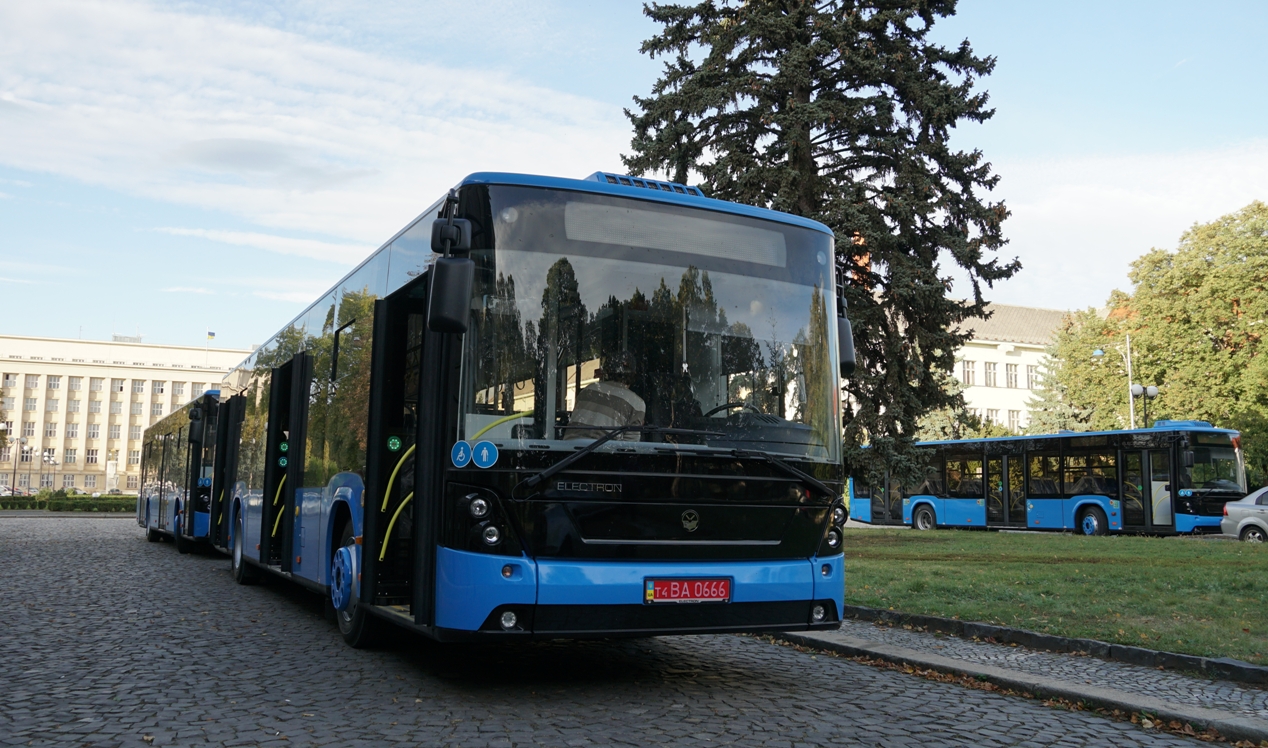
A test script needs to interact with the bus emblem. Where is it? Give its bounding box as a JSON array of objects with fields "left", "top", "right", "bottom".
[{"left": 681, "top": 510, "right": 699, "bottom": 532}]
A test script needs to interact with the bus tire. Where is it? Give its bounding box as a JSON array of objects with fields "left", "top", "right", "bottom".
[
  {"left": 231, "top": 515, "right": 259, "bottom": 585},
  {"left": 1079, "top": 506, "right": 1108, "bottom": 536},
  {"left": 145, "top": 527, "right": 161, "bottom": 543},
  {"left": 335, "top": 519, "right": 381, "bottom": 649},
  {"left": 1241, "top": 526, "right": 1266, "bottom": 543},
  {"left": 913, "top": 505, "right": 936, "bottom": 531},
  {"left": 175, "top": 531, "right": 192, "bottom": 554}
]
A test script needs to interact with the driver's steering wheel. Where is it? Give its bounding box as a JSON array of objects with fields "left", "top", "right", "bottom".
[{"left": 703, "top": 402, "right": 762, "bottom": 418}]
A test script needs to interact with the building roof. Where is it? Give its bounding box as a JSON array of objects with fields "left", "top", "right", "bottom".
[{"left": 958, "top": 303, "right": 1069, "bottom": 346}]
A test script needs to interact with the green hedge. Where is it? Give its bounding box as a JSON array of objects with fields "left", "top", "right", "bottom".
[{"left": 0, "top": 498, "right": 136, "bottom": 512}]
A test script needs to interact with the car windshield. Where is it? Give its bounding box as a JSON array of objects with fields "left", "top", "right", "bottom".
[
  {"left": 456, "top": 185, "right": 840, "bottom": 462},
  {"left": 1184, "top": 445, "right": 1246, "bottom": 493}
]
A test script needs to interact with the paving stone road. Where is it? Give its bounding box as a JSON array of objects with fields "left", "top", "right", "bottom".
[
  {"left": 833, "top": 620, "right": 1268, "bottom": 719},
  {"left": 0, "top": 517, "right": 1207, "bottom": 747}
]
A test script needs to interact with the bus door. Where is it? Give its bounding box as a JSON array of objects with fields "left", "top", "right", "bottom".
[
  {"left": 259, "top": 356, "right": 306, "bottom": 570},
  {"left": 211, "top": 395, "right": 246, "bottom": 550},
  {"left": 1120, "top": 451, "right": 1148, "bottom": 528},
  {"left": 1005, "top": 456, "right": 1026, "bottom": 526},
  {"left": 986, "top": 458, "right": 1004, "bottom": 525},
  {"left": 1148, "top": 450, "right": 1173, "bottom": 529},
  {"left": 360, "top": 279, "right": 431, "bottom": 621}
]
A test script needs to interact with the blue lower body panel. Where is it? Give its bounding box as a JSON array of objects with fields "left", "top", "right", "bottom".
[
  {"left": 434, "top": 547, "right": 841, "bottom": 638},
  {"left": 194, "top": 511, "right": 210, "bottom": 538},
  {"left": 1175, "top": 513, "right": 1222, "bottom": 533}
]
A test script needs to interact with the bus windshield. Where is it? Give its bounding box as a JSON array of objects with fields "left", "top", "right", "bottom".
[
  {"left": 1184, "top": 443, "right": 1246, "bottom": 493},
  {"left": 458, "top": 185, "right": 840, "bottom": 462}
]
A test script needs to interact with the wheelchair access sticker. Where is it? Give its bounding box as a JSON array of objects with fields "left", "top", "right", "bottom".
[{"left": 451, "top": 440, "right": 499, "bottom": 469}]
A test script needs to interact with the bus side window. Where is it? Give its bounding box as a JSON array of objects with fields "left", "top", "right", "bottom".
[{"left": 1028, "top": 453, "right": 1061, "bottom": 497}]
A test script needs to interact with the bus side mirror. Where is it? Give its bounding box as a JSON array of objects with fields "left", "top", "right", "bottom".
[
  {"left": 838, "top": 316, "right": 856, "bottom": 377},
  {"left": 428, "top": 257, "right": 475, "bottom": 333},
  {"left": 431, "top": 218, "right": 472, "bottom": 253},
  {"left": 1182, "top": 450, "right": 1195, "bottom": 468}
]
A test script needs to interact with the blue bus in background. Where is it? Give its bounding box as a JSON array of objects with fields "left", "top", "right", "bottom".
[
  {"left": 850, "top": 422, "right": 1246, "bottom": 535},
  {"left": 141, "top": 170, "right": 856, "bottom": 646}
]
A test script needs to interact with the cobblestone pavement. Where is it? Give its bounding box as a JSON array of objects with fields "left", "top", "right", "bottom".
[
  {"left": 1, "top": 518, "right": 1205, "bottom": 747},
  {"left": 835, "top": 620, "right": 1268, "bottom": 719}
]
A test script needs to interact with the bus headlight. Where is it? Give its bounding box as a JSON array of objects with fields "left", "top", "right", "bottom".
[
  {"left": 500, "top": 611, "right": 518, "bottom": 630},
  {"left": 469, "top": 497, "right": 490, "bottom": 518},
  {"left": 831, "top": 505, "right": 847, "bottom": 526},
  {"left": 811, "top": 605, "right": 826, "bottom": 623},
  {"left": 825, "top": 528, "right": 841, "bottom": 550},
  {"left": 482, "top": 525, "right": 501, "bottom": 545}
]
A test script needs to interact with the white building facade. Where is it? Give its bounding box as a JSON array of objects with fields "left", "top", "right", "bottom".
[
  {"left": 0, "top": 335, "right": 251, "bottom": 494},
  {"left": 956, "top": 304, "right": 1068, "bottom": 432}
]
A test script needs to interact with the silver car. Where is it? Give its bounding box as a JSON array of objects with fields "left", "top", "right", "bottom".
[{"left": 1222, "top": 486, "right": 1268, "bottom": 542}]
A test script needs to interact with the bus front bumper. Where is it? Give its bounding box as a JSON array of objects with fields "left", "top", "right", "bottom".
[{"left": 433, "top": 547, "right": 844, "bottom": 640}]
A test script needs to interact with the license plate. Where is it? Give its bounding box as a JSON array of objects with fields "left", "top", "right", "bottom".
[{"left": 644, "top": 578, "right": 731, "bottom": 604}]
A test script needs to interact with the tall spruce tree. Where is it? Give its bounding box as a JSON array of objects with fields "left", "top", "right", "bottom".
[{"left": 625, "top": 0, "right": 1018, "bottom": 480}]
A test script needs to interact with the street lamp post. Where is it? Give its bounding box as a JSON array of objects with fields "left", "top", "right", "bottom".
[
  {"left": 1093, "top": 334, "right": 1160, "bottom": 429},
  {"left": 1132, "top": 384, "right": 1159, "bottom": 428}
]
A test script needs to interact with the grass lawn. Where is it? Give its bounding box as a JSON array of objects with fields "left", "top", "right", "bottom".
[{"left": 843, "top": 528, "right": 1268, "bottom": 666}]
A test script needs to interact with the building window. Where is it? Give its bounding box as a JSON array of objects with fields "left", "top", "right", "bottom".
[
  {"left": 986, "top": 408, "right": 999, "bottom": 424},
  {"left": 40, "top": 473, "right": 54, "bottom": 488},
  {"left": 130, "top": 402, "right": 142, "bottom": 415},
  {"left": 192, "top": 383, "right": 204, "bottom": 397},
  {"left": 69, "top": 376, "right": 82, "bottom": 391},
  {"left": 128, "top": 449, "right": 140, "bottom": 465},
  {"left": 1008, "top": 410, "right": 1021, "bottom": 432},
  {"left": 126, "top": 475, "right": 139, "bottom": 490},
  {"left": 2, "top": 373, "right": 15, "bottom": 387},
  {"left": 108, "top": 424, "right": 121, "bottom": 440},
  {"left": 24, "top": 397, "right": 37, "bottom": 411},
  {"left": 0, "top": 472, "right": 7, "bottom": 486},
  {"left": 65, "top": 448, "right": 77, "bottom": 463},
  {"left": 22, "top": 422, "right": 35, "bottom": 437},
  {"left": 46, "top": 399, "right": 58, "bottom": 412},
  {"left": 84, "top": 474, "right": 97, "bottom": 489},
  {"left": 173, "top": 382, "right": 185, "bottom": 397},
  {"left": 110, "top": 401, "right": 122, "bottom": 415},
  {"left": 63, "top": 474, "right": 76, "bottom": 488},
  {"left": 20, "top": 446, "right": 33, "bottom": 463},
  {"left": 86, "top": 449, "right": 99, "bottom": 464},
  {"left": 1, "top": 397, "right": 12, "bottom": 410},
  {"left": 111, "top": 379, "right": 125, "bottom": 393},
  {"left": 66, "top": 423, "right": 78, "bottom": 439},
  {"left": 960, "top": 361, "right": 976, "bottom": 386},
  {"left": 0, "top": 447, "right": 8, "bottom": 462},
  {"left": 152, "top": 381, "right": 165, "bottom": 395},
  {"left": 132, "top": 380, "right": 145, "bottom": 394},
  {"left": 25, "top": 375, "right": 39, "bottom": 389},
  {"left": 48, "top": 376, "right": 61, "bottom": 390},
  {"left": 89, "top": 399, "right": 101, "bottom": 414},
  {"left": 68, "top": 399, "right": 80, "bottom": 413},
  {"left": 1005, "top": 364, "right": 1018, "bottom": 389},
  {"left": 45, "top": 423, "right": 57, "bottom": 438},
  {"left": 87, "top": 424, "right": 100, "bottom": 439},
  {"left": 1027, "top": 365, "right": 1039, "bottom": 389},
  {"left": 17, "top": 473, "right": 30, "bottom": 488},
  {"left": 151, "top": 403, "right": 163, "bottom": 416},
  {"left": 1, "top": 420, "right": 10, "bottom": 435},
  {"left": 129, "top": 425, "right": 141, "bottom": 440},
  {"left": 984, "top": 362, "right": 998, "bottom": 387},
  {"left": 90, "top": 377, "right": 103, "bottom": 392}
]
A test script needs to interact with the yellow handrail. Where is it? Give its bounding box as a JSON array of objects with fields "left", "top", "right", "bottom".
[
  {"left": 271, "top": 503, "right": 285, "bottom": 537},
  {"left": 470, "top": 411, "right": 532, "bottom": 441},
  {"left": 272, "top": 474, "right": 287, "bottom": 507},
  {"left": 378, "top": 492, "right": 413, "bottom": 561},
  {"left": 379, "top": 444, "right": 416, "bottom": 512}
]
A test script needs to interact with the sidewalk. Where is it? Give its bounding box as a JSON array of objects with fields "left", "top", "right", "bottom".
[
  {"left": 0, "top": 510, "right": 134, "bottom": 518},
  {"left": 784, "top": 619, "right": 1268, "bottom": 744}
]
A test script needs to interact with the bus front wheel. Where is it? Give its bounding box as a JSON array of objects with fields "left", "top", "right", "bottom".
[
  {"left": 1079, "top": 506, "right": 1109, "bottom": 537},
  {"left": 334, "top": 520, "right": 381, "bottom": 649},
  {"left": 231, "top": 515, "right": 259, "bottom": 585},
  {"left": 913, "top": 506, "right": 936, "bottom": 531}
]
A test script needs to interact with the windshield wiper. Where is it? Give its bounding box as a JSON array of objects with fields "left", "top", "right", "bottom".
[
  {"left": 731, "top": 449, "right": 836, "bottom": 499},
  {"left": 521, "top": 425, "right": 724, "bottom": 491}
]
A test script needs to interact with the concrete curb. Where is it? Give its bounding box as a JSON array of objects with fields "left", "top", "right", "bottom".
[
  {"left": 780, "top": 630, "right": 1268, "bottom": 744},
  {"left": 842, "top": 604, "right": 1268, "bottom": 686}
]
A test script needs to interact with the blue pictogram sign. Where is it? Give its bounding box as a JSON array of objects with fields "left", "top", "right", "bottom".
[
  {"left": 472, "top": 440, "right": 499, "bottom": 469},
  {"left": 451, "top": 441, "right": 472, "bottom": 468}
]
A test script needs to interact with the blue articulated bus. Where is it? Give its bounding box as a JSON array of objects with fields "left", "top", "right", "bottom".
[
  {"left": 137, "top": 390, "right": 228, "bottom": 553},
  {"left": 850, "top": 422, "right": 1246, "bottom": 536},
  {"left": 142, "top": 170, "right": 857, "bottom": 646}
]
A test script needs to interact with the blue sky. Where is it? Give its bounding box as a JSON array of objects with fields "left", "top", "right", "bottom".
[{"left": 1, "top": 0, "right": 1265, "bottom": 351}]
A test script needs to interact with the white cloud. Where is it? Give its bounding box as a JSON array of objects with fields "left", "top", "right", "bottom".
[
  {"left": 956, "top": 141, "right": 1268, "bottom": 311},
  {"left": 161, "top": 286, "right": 214, "bottom": 294},
  {"left": 0, "top": 0, "right": 630, "bottom": 246},
  {"left": 0, "top": 276, "right": 36, "bottom": 284},
  {"left": 155, "top": 227, "right": 367, "bottom": 264}
]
